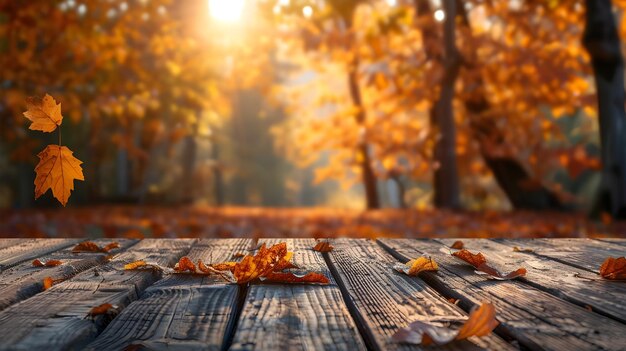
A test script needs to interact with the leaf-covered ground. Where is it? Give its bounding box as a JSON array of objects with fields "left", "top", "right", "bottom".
[{"left": 1, "top": 206, "right": 624, "bottom": 239}]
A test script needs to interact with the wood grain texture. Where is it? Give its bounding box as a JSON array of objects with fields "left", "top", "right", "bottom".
[
  {"left": 472, "top": 238, "right": 626, "bottom": 322},
  {"left": 86, "top": 239, "right": 252, "bottom": 351},
  {"left": 327, "top": 239, "right": 513, "bottom": 351},
  {"left": 0, "top": 239, "right": 135, "bottom": 312},
  {"left": 230, "top": 239, "right": 365, "bottom": 351},
  {"left": 380, "top": 238, "right": 626, "bottom": 351},
  {"left": 496, "top": 238, "right": 626, "bottom": 273},
  {"left": 0, "top": 239, "right": 28, "bottom": 251},
  {"left": 0, "top": 239, "right": 194, "bottom": 351},
  {"left": 0, "top": 239, "right": 80, "bottom": 272}
]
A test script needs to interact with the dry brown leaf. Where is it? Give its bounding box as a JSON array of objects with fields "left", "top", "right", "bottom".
[
  {"left": 452, "top": 249, "right": 487, "bottom": 267},
  {"left": 313, "top": 241, "right": 334, "bottom": 252},
  {"left": 452, "top": 249, "right": 526, "bottom": 280},
  {"left": 450, "top": 240, "right": 464, "bottom": 249},
  {"left": 392, "top": 302, "right": 498, "bottom": 345},
  {"left": 72, "top": 241, "right": 120, "bottom": 253},
  {"left": 512, "top": 246, "right": 533, "bottom": 253},
  {"left": 87, "top": 303, "right": 117, "bottom": 318},
  {"left": 233, "top": 243, "right": 287, "bottom": 283},
  {"left": 124, "top": 261, "right": 147, "bottom": 270},
  {"left": 174, "top": 256, "right": 196, "bottom": 273},
  {"left": 42, "top": 276, "right": 54, "bottom": 290},
  {"left": 599, "top": 256, "right": 626, "bottom": 280},
  {"left": 394, "top": 257, "right": 439, "bottom": 276},
  {"left": 33, "top": 259, "right": 63, "bottom": 267},
  {"left": 263, "top": 271, "right": 330, "bottom": 284},
  {"left": 34, "top": 145, "right": 84, "bottom": 206},
  {"left": 23, "top": 94, "right": 63, "bottom": 133},
  {"left": 211, "top": 262, "right": 237, "bottom": 272}
]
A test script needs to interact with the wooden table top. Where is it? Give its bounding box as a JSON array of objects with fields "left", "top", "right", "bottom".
[{"left": 0, "top": 238, "right": 624, "bottom": 351}]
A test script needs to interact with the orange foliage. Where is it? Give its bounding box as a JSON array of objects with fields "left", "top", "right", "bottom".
[
  {"left": 32, "top": 259, "right": 63, "bottom": 267},
  {"left": 72, "top": 241, "right": 120, "bottom": 253}
]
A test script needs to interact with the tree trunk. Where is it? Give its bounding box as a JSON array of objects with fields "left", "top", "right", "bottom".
[
  {"left": 583, "top": 0, "right": 626, "bottom": 218},
  {"left": 347, "top": 60, "right": 380, "bottom": 209},
  {"left": 432, "top": 0, "right": 461, "bottom": 209},
  {"left": 212, "top": 139, "right": 224, "bottom": 206}
]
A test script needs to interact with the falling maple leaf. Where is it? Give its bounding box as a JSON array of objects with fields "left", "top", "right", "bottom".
[
  {"left": 86, "top": 303, "right": 118, "bottom": 318},
  {"left": 452, "top": 249, "right": 526, "bottom": 280},
  {"left": 32, "top": 259, "right": 63, "bottom": 267},
  {"left": 72, "top": 241, "right": 120, "bottom": 253},
  {"left": 394, "top": 257, "right": 439, "bottom": 276},
  {"left": 313, "top": 241, "right": 334, "bottom": 252},
  {"left": 599, "top": 256, "right": 626, "bottom": 280},
  {"left": 23, "top": 94, "right": 63, "bottom": 133},
  {"left": 263, "top": 271, "right": 329, "bottom": 284},
  {"left": 392, "top": 302, "right": 498, "bottom": 345},
  {"left": 450, "top": 240, "right": 464, "bottom": 249},
  {"left": 34, "top": 145, "right": 84, "bottom": 206}
]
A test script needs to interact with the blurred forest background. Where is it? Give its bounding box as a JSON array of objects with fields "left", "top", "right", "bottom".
[{"left": 1, "top": 0, "right": 626, "bottom": 238}]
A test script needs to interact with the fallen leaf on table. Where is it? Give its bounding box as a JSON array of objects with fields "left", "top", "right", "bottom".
[
  {"left": 34, "top": 145, "right": 84, "bottom": 206},
  {"left": 233, "top": 243, "right": 288, "bottom": 283},
  {"left": 452, "top": 249, "right": 526, "bottom": 280},
  {"left": 392, "top": 302, "right": 498, "bottom": 346},
  {"left": 394, "top": 257, "right": 439, "bottom": 276},
  {"left": 33, "top": 259, "right": 63, "bottom": 267},
  {"left": 599, "top": 256, "right": 626, "bottom": 280},
  {"left": 42, "top": 276, "right": 54, "bottom": 290},
  {"left": 262, "top": 271, "right": 330, "bottom": 284},
  {"left": 174, "top": 256, "right": 196, "bottom": 273},
  {"left": 211, "top": 262, "right": 237, "bottom": 272},
  {"left": 23, "top": 94, "right": 63, "bottom": 132},
  {"left": 212, "top": 242, "right": 329, "bottom": 284},
  {"left": 274, "top": 251, "right": 299, "bottom": 271},
  {"left": 450, "top": 240, "right": 464, "bottom": 249},
  {"left": 86, "top": 303, "right": 118, "bottom": 318},
  {"left": 124, "top": 261, "right": 149, "bottom": 270},
  {"left": 313, "top": 241, "right": 334, "bottom": 252},
  {"left": 72, "top": 241, "right": 119, "bottom": 253},
  {"left": 513, "top": 246, "right": 533, "bottom": 253}
]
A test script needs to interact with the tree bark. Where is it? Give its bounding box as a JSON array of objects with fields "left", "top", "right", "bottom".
[
  {"left": 347, "top": 60, "right": 380, "bottom": 210},
  {"left": 432, "top": 0, "right": 461, "bottom": 209},
  {"left": 583, "top": 0, "right": 626, "bottom": 218}
]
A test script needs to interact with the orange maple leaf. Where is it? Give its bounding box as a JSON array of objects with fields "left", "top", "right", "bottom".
[
  {"left": 34, "top": 145, "right": 84, "bottom": 206},
  {"left": 23, "top": 94, "right": 63, "bottom": 133},
  {"left": 599, "top": 256, "right": 626, "bottom": 280}
]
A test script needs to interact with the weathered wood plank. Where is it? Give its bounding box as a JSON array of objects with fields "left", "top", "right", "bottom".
[
  {"left": 467, "top": 238, "right": 626, "bottom": 323},
  {"left": 0, "top": 239, "right": 194, "bottom": 351},
  {"left": 230, "top": 239, "right": 366, "bottom": 351},
  {"left": 0, "top": 239, "right": 29, "bottom": 251},
  {"left": 596, "top": 238, "right": 626, "bottom": 246},
  {"left": 0, "top": 239, "right": 80, "bottom": 272},
  {"left": 497, "top": 238, "right": 626, "bottom": 273},
  {"left": 0, "top": 239, "right": 135, "bottom": 312},
  {"left": 86, "top": 238, "right": 252, "bottom": 351},
  {"left": 327, "top": 239, "right": 513, "bottom": 351},
  {"left": 380, "top": 238, "right": 626, "bottom": 351}
]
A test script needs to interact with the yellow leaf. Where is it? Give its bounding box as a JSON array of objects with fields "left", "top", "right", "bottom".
[
  {"left": 34, "top": 145, "right": 84, "bottom": 206},
  {"left": 395, "top": 257, "right": 439, "bottom": 276},
  {"left": 23, "top": 94, "right": 63, "bottom": 133}
]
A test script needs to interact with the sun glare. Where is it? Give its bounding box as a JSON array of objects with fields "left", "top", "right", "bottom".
[{"left": 208, "top": 0, "right": 245, "bottom": 22}]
